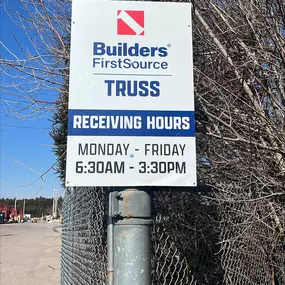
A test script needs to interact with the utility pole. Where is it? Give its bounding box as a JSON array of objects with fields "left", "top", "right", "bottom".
[
  {"left": 14, "top": 192, "right": 17, "bottom": 211},
  {"left": 55, "top": 193, "right": 58, "bottom": 218},
  {"left": 52, "top": 196, "right": 54, "bottom": 218},
  {"left": 53, "top": 181, "right": 59, "bottom": 219},
  {"left": 52, "top": 193, "right": 54, "bottom": 217},
  {"left": 23, "top": 199, "right": 26, "bottom": 217}
]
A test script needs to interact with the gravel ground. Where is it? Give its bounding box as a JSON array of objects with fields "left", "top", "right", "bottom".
[{"left": 0, "top": 222, "right": 61, "bottom": 285}]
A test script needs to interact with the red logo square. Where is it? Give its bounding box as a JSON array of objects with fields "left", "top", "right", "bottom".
[{"left": 117, "top": 10, "right": 144, "bottom": 36}]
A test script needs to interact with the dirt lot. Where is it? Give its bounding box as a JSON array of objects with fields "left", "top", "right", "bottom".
[{"left": 0, "top": 222, "right": 61, "bottom": 285}]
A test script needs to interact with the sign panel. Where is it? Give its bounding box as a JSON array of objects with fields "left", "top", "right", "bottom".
[{"left": 66, "top": 0, "right": 196, "bottom": 187}]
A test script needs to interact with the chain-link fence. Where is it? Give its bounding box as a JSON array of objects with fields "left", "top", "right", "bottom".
[
  {"left": 152, "top": 191, "right": 222, "bottom": 285},
  {"left": 61, "top": 187, "right": 107, "bottom": 285},
  {"left": 61, "top": 187, "right": 284, "bottom": 285},
  {"left": 218, "top": 198, "right": 285, "bottom": 285}
]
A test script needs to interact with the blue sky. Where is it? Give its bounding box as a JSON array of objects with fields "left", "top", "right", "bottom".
[{"left": 0, "top": 2, "right": 64, "bottom": 198}]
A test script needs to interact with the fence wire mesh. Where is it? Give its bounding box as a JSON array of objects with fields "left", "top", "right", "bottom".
[
  {"left": 61, "top": 187, "right": 107, "bottom": 285},
  {"left": 152, "top": 191, "right": 221, "bottom": 285},
  {"left": 61, "top": 187, "right": 284, "bottom": 285},
  {"left": 218, "top": 197, "right": 285, "bottom": 285}
]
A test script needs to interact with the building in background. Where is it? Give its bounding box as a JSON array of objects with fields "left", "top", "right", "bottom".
[{"left": 0, "top": 203, "right": 23, "bottom": 223}]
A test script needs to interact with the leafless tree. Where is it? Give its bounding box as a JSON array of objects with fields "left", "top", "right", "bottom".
[
  {"left": 193, "top": 1, "right": 285, "bottom": 284},
  {"left": 1, "top": 0, "right": 70, "bottom": 180},
  {"left": 1, "top": 0, "right": 70, "bottom": 117}
]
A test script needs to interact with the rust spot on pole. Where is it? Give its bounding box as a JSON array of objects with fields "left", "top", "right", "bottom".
[
  {"left": 123, "top": 189, "right": 136, "bottom": 218},
  {"left": 108, "top": 271, "right": 114, "bottom": 285}
]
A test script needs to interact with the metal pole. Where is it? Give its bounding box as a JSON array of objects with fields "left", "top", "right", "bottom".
[
  {"left": 23, "top": 199, "right": 26, "bottom": 217},
  {"left": 14, "top": 192, "right": 17, "bottom": 211},
  {"left": 52, "top": 196, "right": 55, "bottom": 218},
  {"left": 52, "top": 181, "right": 58, "bottom": 218},
  {"left": 55, "top": 196, "right": 58, "bottom": 218},
  {"left": 107, "top": 192, "right": 114, "bottom": 285},
  {"left": 109, "top": 188, "right": 152, "bottom": 285}
]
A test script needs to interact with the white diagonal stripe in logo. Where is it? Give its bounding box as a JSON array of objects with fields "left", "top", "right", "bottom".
[{"left": 117, "top": 10, "right": 144, "bottom": 35}]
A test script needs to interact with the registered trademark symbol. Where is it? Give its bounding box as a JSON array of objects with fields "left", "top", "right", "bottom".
[{"left": 167, "top": 44, "right": 171, "bottom": 48}]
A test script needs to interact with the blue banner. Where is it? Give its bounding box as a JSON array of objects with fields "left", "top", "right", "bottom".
[{"left": 68, "top": 109, "right": 195, "bottom": 137}]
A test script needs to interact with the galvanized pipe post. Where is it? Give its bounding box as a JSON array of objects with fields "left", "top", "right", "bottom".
[
  {"left": 108, "top": 188, "right": 152, "bottom": 285},
  {"left": 107, "top": 192, "right": 115, "bottom": 285}
]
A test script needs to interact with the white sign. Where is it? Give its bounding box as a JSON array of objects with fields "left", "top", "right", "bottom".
[{"left": 66, "top": 0, "right": 196, "bottom": 187}]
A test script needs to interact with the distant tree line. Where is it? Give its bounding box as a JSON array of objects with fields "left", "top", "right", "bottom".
[{"left": 0, "top": 197, "right": 63, "bottom": 218}]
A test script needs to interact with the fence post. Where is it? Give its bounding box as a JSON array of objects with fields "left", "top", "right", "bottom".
[{"left": 108, "top": 188, "right": 152, "bottom": 285}]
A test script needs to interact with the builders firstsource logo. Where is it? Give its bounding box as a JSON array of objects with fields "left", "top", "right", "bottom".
[
  {"left": 117, "top": 10, "right": 144, "bottom": 36},
  {"left": 92, "top": 10, "right": 169, "bottom": 71}
]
